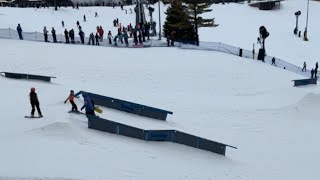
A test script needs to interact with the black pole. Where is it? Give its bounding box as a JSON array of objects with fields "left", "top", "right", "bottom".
[{"left": 158, "top": 0, "right": 161, "bottom": 40}]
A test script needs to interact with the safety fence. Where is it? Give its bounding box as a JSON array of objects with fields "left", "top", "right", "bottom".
[
  {"left": 178, "top": 41, "right": 312, "bottom": 79},
  {"left": 0, "top": 28, "right": 312, "bottom": 78}
]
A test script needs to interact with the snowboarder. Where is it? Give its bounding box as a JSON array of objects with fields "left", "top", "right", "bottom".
[
  {"left": 107, "top": 31, "right": 112, "bottom": 45},
  {"left": 43, "top": 26, "right": 48, "bottom": 42},
  {"left": 271, "top": 57, "right": 276, "bottom": 66},
  {"left": 64, "top": 29, "right": 69, "bottom": 43},
  {"left": 76, "top": 20, "right": 80, "bottom": 27},
  {"left": 83, "top": 15, "right": 86, "bottom": 22},
  {"left": 17, "top": 24, "right": 23, "bottom": 40},
  {"left": 315, "top": 62, "right": 318, "bottom": 71},
  {"left": 62, "top": 20, "right": 64, "bottom": 28},
  {"left": 302, "top": 61, "right": 306, "bottom": 72},
  {"left": 51, "top": 27, "right": 57, "bottom": 43},
  {"left": 311, "top": 69, "right": 315, "bottom": 79},
  {"left": 64, "top": 90, "right": 78, "bottom": 112},
  {"left": 80, "top": 93, "right": 95, "bottom": 116},
  {"left": 113, "top": 19, "right": 117, "bottom": 27},
  {"left": 95, "top": 12, "right": 98, "bottom": 17},
  {"left": 129, "top": 8, "right": 132, "bottom": 14},
  {"left": 29, "top": 87, "right": 43, "bottom": 118}
]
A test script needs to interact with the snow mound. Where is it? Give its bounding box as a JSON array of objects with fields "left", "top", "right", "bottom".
[{"left": 27, "top": 122, "right": 85, "bottom": 142}]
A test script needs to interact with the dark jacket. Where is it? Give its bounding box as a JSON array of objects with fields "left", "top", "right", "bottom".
[{"left": 30, "top": 92, "right": 39, "bottom": 104}]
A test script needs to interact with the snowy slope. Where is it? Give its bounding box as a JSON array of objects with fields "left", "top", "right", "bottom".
[
  {"left": 1, "top": 38, "right": 320, "bottom": 180},
  {"left": 1, "top": 1, "right": 320, "bottom": 179}
]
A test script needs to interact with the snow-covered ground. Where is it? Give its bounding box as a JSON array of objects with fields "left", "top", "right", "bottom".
[{"left": 1, "top": 1, "right": 320, "bottom": 179}]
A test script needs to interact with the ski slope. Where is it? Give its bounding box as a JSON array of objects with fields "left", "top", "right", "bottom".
[{"left": 1, "top": 0, "right": 320, "bottom": 179}]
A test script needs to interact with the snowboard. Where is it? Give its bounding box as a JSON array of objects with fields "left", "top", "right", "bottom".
[
  {"left": 25, "top": 116, "right": 43, "bottom": 118},
  {"left": 68, "top": 110, "right": 85, "bottom": 115}
]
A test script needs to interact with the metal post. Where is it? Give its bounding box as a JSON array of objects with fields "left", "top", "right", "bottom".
[
  {"left": 158, "top": 0, "right": 161, "bottom": 40},
  {"left": 304, "top": 0, "right": 310, "bottom": 41}
]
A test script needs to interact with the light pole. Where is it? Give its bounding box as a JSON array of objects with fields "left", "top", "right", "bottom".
[
  {"left": 158, "top": 0, "right": 161, "bottom": 40},
  {"left": 294, "top": 11, "right": 301, "bottom": 35},
  {"left": 304, "top": 0, "right": 310, "bottom": 41}
]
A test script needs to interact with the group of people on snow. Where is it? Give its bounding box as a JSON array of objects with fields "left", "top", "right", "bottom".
[{"left": 29, "top": 88, "right": 96, "bottom": 118}]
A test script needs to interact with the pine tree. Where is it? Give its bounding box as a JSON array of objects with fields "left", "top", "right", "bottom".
[
  {"left": 163, "top": 0, "right": 197, "bottom": 44},
  {"left": 183, "top": 0, "right": 218, "bottom": 46}
]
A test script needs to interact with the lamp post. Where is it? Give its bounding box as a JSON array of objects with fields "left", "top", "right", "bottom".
[
  {"left": 158, "top": 0, "right": 161, "bottom": 40},
  {"left": 304, "top": 0, "right": 310, "bottom": 41},
  {"left": 294, "top": 11, "right": 301, "bottom": 35}
]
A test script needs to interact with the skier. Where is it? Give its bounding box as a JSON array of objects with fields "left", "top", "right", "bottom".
[
  {"left": 76, "top": 20, "right": 80, "bottom": 27},
  {"left": 311, "top": 69, "right": 314, "bottom": 79},
  {"left": 129, "top": 8, "right": 132, "bottom": 14},
  {"left": 62, "top": 20, "right": 64, "bottom": 28},
  {"left": 107, "top": 31, "right": 112, "bottom": 45},
  {"left": 80, "top": 93, "right": 95, "bottom": 116},
  {"left": 64, "top": 90, "right": 78, "bottom": 112},
  {"left": 95, "top": 12, "right": 98, "bottom": 17},
  {"left": 51, "top": 27, "right": 57, "bottom": 43},
  {"left": 83, "top": 15, "right": 86, "bottom": 22},
  {"left": 95, "top": 32, "right": 99, "bottom": 45},
  {"left": 271, "top": 57, "right": 276, "bottom": 66},
  {"left": 17, "top": 24, "right": 23, "bottom": 40},
  {"left": 302, "top": 61, "right": 306, "bottom": 72},
  {"left": 43, "top": 26, "right": 48, "bottom": 42},
  {"left": 29, "top": 87, "right": 43, "bottom": 117},
  {"left": 64, "top": 29, "right": 69, "bottom": 43},
  {"left": 316, "top": 62, "right": 318, "bottom": 71},
  {"left": 113, "top": 19, "right": 117, "bottom": 27}
]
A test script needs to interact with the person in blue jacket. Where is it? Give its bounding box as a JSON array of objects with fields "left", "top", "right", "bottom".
[
  {"left": 17, "top": 24, "right": 23, "bottom": 40},
  {"left": 81, "top": 93, "right": 95, "bottom": 115}
]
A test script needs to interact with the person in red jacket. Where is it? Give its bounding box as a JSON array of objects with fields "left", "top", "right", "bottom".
[
  {"left": 29, "top": 87, "right": 43, "bottom": 117},
  {"left": 98, "top": 26, "right": 104, "bottom": 42},
  {"left": 64, "top": 90, "right": 78, "bottom": 111}
]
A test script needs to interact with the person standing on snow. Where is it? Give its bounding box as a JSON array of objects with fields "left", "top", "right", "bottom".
[
  {"left": 98, "top": 26, "right": 104, "bottom": 41},
  {"left": 43, "top": 26, "right": 48, "bottom": 42},
  {"left": 95, "top": 12, "right": 98, "bottom": 17},
  {"left": 76, "top": 20, "right": 80, "bottom": 27},
  {"left": 107, "top": 31, "right": 112, "bottom": 45},
  {"left": 302, "top": 61, "right": 307, "bottom": 72},
  {"left": 271, "top": 57, "right": 276, "bottom": 66},
  {"left": 95, "top": 32, "right": 99, "bottom": 45},
  {"left": 64, "top": 90, "right": 78, "bottom": 112},
  {"left": 79, "top": 29, "right": 85, "bottom": 44},
  {"left": 64, "top": 29, "right": 69, "bottom": 43},
  {"left": 17, "top": 24, "right": 23, "bottom": 40},
  {"left": 51, "top": 27, "right": 57, "bottom": 43},
  {"left": 69, "top": 29, "right": 75, "bottom": 44},
  {"left": 311, "top": 69, "right": 315, "bottom": 79},
  {"left": 29, "top": 87, "right": 43, "bottom": 117},
  {"left": 83, "top": 15, "right": 86, "bottom": 22},
  {"left": 61, "top": 20, "right": 64, "bottom": 28},
  {"left": 81, "top": 93, "right": 95, "bottom": 116}
]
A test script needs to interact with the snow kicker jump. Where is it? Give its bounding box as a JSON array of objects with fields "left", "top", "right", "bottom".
[
  {"left": 0, "top": 71, "right": 56, "bottom": 82},
  {"left": 75, "top": 91, "right": 173, "bottom": 121},
  {"left": 87, "top": 115, "right": 237, "bottom": 156}
]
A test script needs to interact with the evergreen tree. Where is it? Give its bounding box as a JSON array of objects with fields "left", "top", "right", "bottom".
[
  {"left": 163, "top": 0, "right": 197, "bottom": 44},
  {"left": 183, "top": 0, "right": 218, "bottom": 46}
]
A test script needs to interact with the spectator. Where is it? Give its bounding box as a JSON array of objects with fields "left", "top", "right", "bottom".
[
  {"left": 51, "top": 27, "right": 57, "bottom": 43},
  {"left": 17, "top": 24, "right": 23, "bottom": 40},
  {"left": 43, "top": 26, "right": 48, "bottom": 42},
  {"left": 64, "top": 29, "right": 69, "bottom": 43}
]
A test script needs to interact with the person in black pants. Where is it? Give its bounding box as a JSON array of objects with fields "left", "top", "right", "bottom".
[
  {"left": 64, "top": 29, "right": 69, "bottom": 43},
  {"left": 29, "top": 87, "right": 43, "bottom": 117},
  {"left": 79, "top": 28, "right": 85, "bottom": 44},
  {"left": 51, "top": 27, "right": 57, "bottom": 43},
  {"left": 64, "top": 90, "right": 78, "bottom": 111}
]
